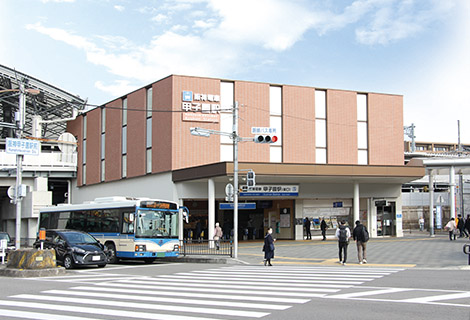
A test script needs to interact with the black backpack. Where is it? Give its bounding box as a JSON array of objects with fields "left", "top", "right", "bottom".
[
  {"left": 338, "top": 227, "right": 348, "bottom": 242},
  {"left": 361, "top": 226, "right": 369, "bottom": 242}
]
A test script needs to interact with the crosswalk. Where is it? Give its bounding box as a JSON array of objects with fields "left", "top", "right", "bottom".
[{"left": 2, "top": 265, "right": 467, "bottom": 319}]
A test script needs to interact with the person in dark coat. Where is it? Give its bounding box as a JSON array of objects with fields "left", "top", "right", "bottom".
[
  {"left": 457, "top": 214, "right": 468, "bottom": 238},
  {"left": 465, "top": 215, "right": 470, "bottom": 239},
  {"left": 352, "top": 220, "right": 368, "bottom": 264},
  {"left": 320, "top": 218, "right": 328, "bottom": 241},
  {"left": 263, "top": 227, "right": 276, "bottom": 266},
  {"left": 304, "top": 217, "right": 312, "bottom": 240}
]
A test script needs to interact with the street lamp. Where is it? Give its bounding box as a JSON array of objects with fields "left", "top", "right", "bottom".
[{"left": 189, "top": 102, "right": 241, "bottom": 258}]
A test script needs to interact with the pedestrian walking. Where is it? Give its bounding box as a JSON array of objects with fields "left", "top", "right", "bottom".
[
  {"left": 465, "top": 215, "right": 470, "bottom": 240},
  {"left": 263, "top": 227, "right": 276, "bottom": 266},
  {"left": 320, "top": 218, "right": 328, "bottom": 241},
  {"left": 457, "top": 214, "right": 468, "bottom": 238},
  {"left": 445, "top": 218, "right": 457, "bottom": 241},
  {"left": 335, "top": 220, "right": 351, "bottom": 265},
  {"left": 352, "top": 220, "right": 369, "bottom": 264},
  {"left": 304, "top": 217, "right": 312, "bottom": 240},
  {"left": 213, "top": 222, "right": 223, "bottom": 250},
  {"left": 418, "top": 217, "right": 425, "bottom": 231},
  {"left": 195, "top": 219, "right": 202, "bottom": 242}
]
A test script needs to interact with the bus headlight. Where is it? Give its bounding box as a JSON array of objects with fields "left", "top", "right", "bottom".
[
  {"left": 135, "top": 245, "right": 146, "bottom": 252},
  {"left": 174, "top": 244, "right": 180, "bottom": 251}
]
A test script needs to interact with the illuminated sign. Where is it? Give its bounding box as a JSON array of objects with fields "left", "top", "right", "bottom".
[
  {"left": 240, "top": 185, "right": 299, "bottom": 197},
  {"left": 181, "top": 91, "right": 221, "bottom": 123},
  {"left": 140, "top": 201, "right": 177, "bottom": 210}
]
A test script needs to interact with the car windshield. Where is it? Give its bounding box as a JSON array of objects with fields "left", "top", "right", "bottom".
[
  {"left": 135, "top": 209, "right": 178, "bottom": 238},
  {"left": 62, "top": 232, "right": 97, "bottom": 245},
  {"left": 0, "top": 233, "right": 11, "bottom": 241}
]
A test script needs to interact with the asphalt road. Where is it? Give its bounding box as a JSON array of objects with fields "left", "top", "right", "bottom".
[{"left": 1, "top": 261, "right": 470, "bottom": 320}]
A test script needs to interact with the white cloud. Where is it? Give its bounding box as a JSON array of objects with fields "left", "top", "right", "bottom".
[
  {"left": 114, "top": 5, "right": 125, "bottom": 12},
  {"left": 41, "top": 0, "right": 75, "bottom": 2},
  {"left": 193, "top": 19, "right": 216, "bottom": 29},
  {"left": 151, "top": 14, "right": 168, "bottom": 23},
  {"left": 95, "top": 80, "right": 137, "bottom": 98},
  {"left": 403, "top": 1, "right": 470, "bottom": 142}
]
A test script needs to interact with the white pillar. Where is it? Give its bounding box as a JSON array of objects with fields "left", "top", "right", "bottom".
[
  {"left": 208, "top": 178, "right": 215, "bottom": 246},
  {"left": 353, "top": 182, "right": 360, "bottom": 223},
  {"left": 295, "top": 200, "right": 304, "bottom": 240},
  {"left": 429, "top": 169, "right": 435, "bottom": 236},
  {"left": 450, "top": 166, "right": 456, "bottom": 219}
]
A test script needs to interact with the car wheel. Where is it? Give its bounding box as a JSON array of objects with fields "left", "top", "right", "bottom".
[
  {"left": 105, "top": 242, "right": 118, "bottom": 264},
  {"left": 98, "top": 264, "right": 106, "bottom": 268},
  {"left": 63, "top": 255, "right": 74, "bottom": 269}
]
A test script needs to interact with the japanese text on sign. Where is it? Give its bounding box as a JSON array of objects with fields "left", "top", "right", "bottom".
[{"left": 6, "top": 138, "right": 40, "bottom": 156}]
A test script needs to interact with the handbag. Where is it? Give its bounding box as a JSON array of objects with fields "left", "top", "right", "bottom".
[
  {"left": 452, "top": 229, "right": 459, "bottom": 235},
  {"left": 213, "top": 236, "right": 220, "bottom": 241}
]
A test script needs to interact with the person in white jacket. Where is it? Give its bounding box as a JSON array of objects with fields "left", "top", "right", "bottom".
[{"left": 445, "top": 218, "right": 457, "bottom": 241}]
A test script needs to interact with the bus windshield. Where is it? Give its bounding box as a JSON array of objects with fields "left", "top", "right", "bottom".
[{"left": 135, "top": 209, "right": 178, "bottom": 238}]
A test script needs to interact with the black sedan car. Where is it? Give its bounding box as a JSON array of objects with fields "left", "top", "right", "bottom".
[{"left": 34, "top": 230, "right": 107, "bottom": 269}]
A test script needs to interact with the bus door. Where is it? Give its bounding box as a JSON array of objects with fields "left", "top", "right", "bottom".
[{"left": 119, "top": 211, "right": 136, "bottom": 253}]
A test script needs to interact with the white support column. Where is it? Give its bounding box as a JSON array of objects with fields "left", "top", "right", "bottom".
[
  {"left": 429, "top": 169, "right": 435, "bottom": 236},
  {"left": 450, "top": 166, "right": 456, "bottom": 219},
  {"left": 208, "top": 178, "right": 215, "bottom": 247},
  {"left": 353, "top": 182, "right": 360, "bottom": 223},
  {"left": 368, "top": 198, "right": 377, "bottom": 238}
]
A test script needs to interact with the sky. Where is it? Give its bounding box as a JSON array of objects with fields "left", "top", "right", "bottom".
[{"left": 1, "top": 0, "right": 469, "bottom": 144}]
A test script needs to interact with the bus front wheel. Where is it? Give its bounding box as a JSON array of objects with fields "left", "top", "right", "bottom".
[{"left": 105, "top": 242, "right": 119, "bottom": 264}]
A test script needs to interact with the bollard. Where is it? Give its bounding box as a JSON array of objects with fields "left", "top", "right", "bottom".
[
  {"left": 39, "top": 228, "right": 46, "bottom": 250},
  {"left": 463, "top": 244, "right": 470, "bottom": 265}
]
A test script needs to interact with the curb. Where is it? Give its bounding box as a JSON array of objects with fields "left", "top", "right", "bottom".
[
  {"left": 0, "top": 266, "right": 66, "bottom": 278},
  {"left": 161, "top": 256, "right": 245, "bottom": 264}
]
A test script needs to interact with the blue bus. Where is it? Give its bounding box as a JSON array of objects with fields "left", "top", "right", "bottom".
[{"left": 38, "top": 197, "right": 189, "bottom": 263}]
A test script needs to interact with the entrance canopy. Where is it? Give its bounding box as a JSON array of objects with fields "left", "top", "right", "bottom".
[{"left": 173, "top": 161, "right": 425, "bottom": 185}]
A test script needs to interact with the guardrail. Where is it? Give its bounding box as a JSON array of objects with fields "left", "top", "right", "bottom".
[{"left": 180, "top": 239, "right": 233, "bottom": 257}]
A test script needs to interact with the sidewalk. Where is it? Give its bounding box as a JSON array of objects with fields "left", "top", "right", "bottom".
[{"left": 236, "top": 231, "right": 470, "bottom": 269}]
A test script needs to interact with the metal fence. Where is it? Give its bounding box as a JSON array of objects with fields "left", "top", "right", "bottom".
[{"left": 180, "top": 239, "right": 233, "bottom": 257}]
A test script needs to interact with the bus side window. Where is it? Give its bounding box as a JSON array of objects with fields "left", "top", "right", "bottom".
[{"left": 122, "top": 212, "right": 134, "bottom": 234}]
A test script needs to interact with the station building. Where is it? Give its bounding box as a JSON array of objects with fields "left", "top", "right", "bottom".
[{"left": 67, "top": 75, "right": 424, "bottom": 241}]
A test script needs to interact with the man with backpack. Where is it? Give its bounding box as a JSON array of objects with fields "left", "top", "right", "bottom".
[
  {"left": 335, "top": 220, "right": 351, "bottom": 265},
  {"left": 353, "top": 220, "right": 369, "bottom": 264}
]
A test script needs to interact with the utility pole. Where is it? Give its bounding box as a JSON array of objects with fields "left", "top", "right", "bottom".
[
  {"left": 232, "top": 102, "right": 239, "bottom": 259},
  {"left": 14, "top": 82, "right": 26, "bottom": 249}
]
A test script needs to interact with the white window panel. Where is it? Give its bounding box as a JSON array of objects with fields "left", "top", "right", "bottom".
[
  {"left": 270, "top": 116, "right": 282, "bottom": 145},
  {"left": 82, "top": 165, "right": 86, "bottom": 185},
  {"left": 220, "top": 144, "right": 233, "bottom": 162},
  {"left": 220, "top": 113, "right": 233, "bottom": 144},
  {"left": 270, "top": 86, "right": 282, "bottom": 115},
  {"left": 270, "top": 146, "right": 282, "bottom": 163},
  {"left": 82, "top": 139, "right": 87, "bottom": 164},
  {"left": 358, "top": 122, "right": 368, "bottom": 149},
  {"left": 315, "top": 119, "right": 326, "bottom": 148},
  {"left": 315, "top": 90, "right": 326, "bottom": 119},
  {"left": 146, "top": 87, "right": 153, "bottom": 118},
  {"left": 220, "top": 82, "right": 234, "bottom": 113},
  {"left": 101, "top": 108, "right": 106, "bottom": 133},
  {"left": 101, "top": 160, "right": 105, "bottom": 182},
  {"left": 146, "top": 118, "right": 152, "bottom": 148},
  {"left": 122, "top": 126, "right": 127, "bottom": 154},
  {"left": 101, "top": 133, "right": 105, "bottom": 160},
  {"left": 146, "top": 149, "right": 152, "bottom": 174},
  {"left": 316, "top": 148, "right": 327, "bottom": 164},
  {"left": 122, "top": 155, "right": 127, "bottom": 178},
  {"left": 358, "top": 150, "right": 368, "bottom": 165},
  {"left": 83, "top": 115, "right": 87, "bottom": 139},
  {"left": 357, "top": 94, "right": 367, "bottom": 121}
]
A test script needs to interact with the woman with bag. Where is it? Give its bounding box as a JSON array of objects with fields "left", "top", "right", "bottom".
[
  {"left": 262, "top": 227, "right": 276, "bottom": 266},
  {"left": 213, "top": 222, "right": 223, "bottom": 250},
  {"left": 445, "top": 218, "right": 457, "bottom": 241}
]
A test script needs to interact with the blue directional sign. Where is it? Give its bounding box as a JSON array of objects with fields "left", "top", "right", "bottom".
[
  {"left": 6, "top": 138, "right": 40, "bottom": 156},
  {"left": 219, "top": 203, "right": 256, "bottom": 210}
]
